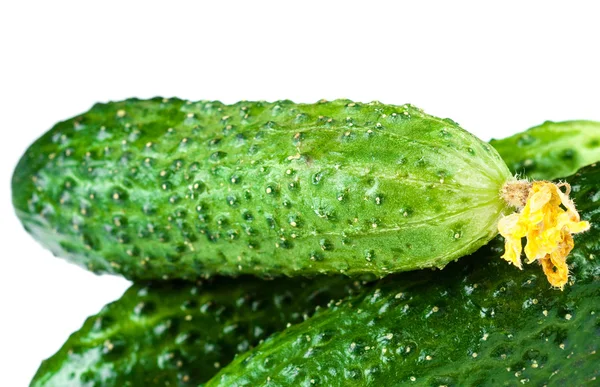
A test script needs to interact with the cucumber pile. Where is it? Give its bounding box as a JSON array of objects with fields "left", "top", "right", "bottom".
[{"left": 12, "top": 99, "right": 600, "bottom": 386}]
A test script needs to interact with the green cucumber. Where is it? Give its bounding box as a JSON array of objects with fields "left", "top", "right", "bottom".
[
  {"left": 208, "top": 163, "right": 600, "bottom": 386},
  {"left": 12, "top": 98, "right": 511, "bottom": 279},
  {"left": 490, "top": 120, "right": 600, "bottom": 180},
  {"left": 30, "top": 276, "right": 362, "bottom": 386}
]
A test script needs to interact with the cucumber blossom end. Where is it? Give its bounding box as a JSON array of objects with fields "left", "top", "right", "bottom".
[{"left": 499, "top": 179, "right": 591, "bottom": 288}]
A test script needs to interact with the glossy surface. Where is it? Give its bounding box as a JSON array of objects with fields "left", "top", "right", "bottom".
[
  {"left": 209, "top": 163, "right": 600, "bottom": 386},
  {"left": 30, "top": 277, "right": 363, "bottom": 386},
  {"left": 12, "top": 98, "right": 510, "bottom": 280},
  {"left": 491, "top": 120, "right": 600, "bottom": 180}
]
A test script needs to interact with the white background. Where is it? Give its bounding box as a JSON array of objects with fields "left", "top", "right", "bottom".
[{"left": 1, "top": 1, "right": 600, "bottom": 385}]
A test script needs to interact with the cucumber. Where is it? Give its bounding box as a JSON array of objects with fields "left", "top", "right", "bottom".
[
  {"left": 30, "top": 276, "right": 362, "bottom": 386},
  {"left": 208, "top": 163, "right": 600, "bottom": 386},
  {"left": 12, "top": 98, "right": 511, "bottom": 279},
  {"left": 490, "top": 120, "right": 600, "bottom": 180}
]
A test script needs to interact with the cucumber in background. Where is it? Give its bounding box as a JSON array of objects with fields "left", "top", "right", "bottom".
[
  {"left": 207, "top": 163, "right": 600, "bottom": 386},
  {"left": 12, "top": 98, "right": 512, "bottom": 280},
  {"left": 30, "top": 277, "right": 362, "bottom": 386},
  {"left": 491, "top": 120, "right": 600, "bottom": 180}
]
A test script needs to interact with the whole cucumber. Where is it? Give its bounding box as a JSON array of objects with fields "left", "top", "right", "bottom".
[
  {"left": 30, "top": 277, "right": 362, "bottom": 386},
  {"left": 12, "top": 98, "right": 511, "bottom": 279},
  {"left": 208, "top": 163, "right": 600, "bottom": 386}
]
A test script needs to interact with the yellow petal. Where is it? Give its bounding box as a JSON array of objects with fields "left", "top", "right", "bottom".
[
  {"left": 556, "top": 184, "right": 579, "bottom": 217},
  {"left": 524, "top": 229, "right": 545, "bottom": 262},
  {"left": 498, "top": 213, "right": 524, "bottom": 236},
  {"left": 541, "top": 231, "right": 574, "bottom": 289},
  {"left": 501, "top": 237, "right": 523, "bottom": 269},
  {"left": 540, "top": 254, "right": 569, "bottom": 290},
  {"left": 527, "top": 184, "right": 553, "bottom": 212},
  {"left": 566, "top": 220, "right": 591, "bottom": 234},
  {"left": 498, "top": 213, "right": 524, "bottom": 269}
]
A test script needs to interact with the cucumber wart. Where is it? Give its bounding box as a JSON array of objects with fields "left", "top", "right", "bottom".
[{"left": 12, "top": 98, "right": 513, "bottom": 280}]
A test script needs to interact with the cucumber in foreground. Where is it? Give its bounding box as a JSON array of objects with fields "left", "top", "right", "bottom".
[
  {"left": 12, "top": 98, "right": 512, "bottom": 280},
  {"left": 208, "top": 163, "right": 600, "bottom": 386},
  {"left": 30, "top": 277, "right": 362, "bottom": 386},
  {"left": 491, "top": 120, "right": 600, "bottom": 180}
]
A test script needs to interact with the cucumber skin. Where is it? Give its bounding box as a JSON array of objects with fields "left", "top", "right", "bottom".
[
  {"left": 12, "top": 98, "right": 510, "bottom": 280},
  {"left": 30, "top": 277, "right": 363, "bottom": 386},
  {"left": 491, "top": 120, "right": 600, "bottom": 180},
  {"left": 208, "top": 164, "right": 600, "bottom": 387}
]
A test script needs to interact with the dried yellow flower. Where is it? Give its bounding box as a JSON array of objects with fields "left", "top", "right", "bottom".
[{"left": 498, "top": 181, "right": 590, "bottom": 289}]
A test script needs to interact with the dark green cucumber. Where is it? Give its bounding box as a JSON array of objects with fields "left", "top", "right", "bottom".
[
  {"left": 491, "top": 120, "right": 600, "bottom": 180},
  {"left": 12, "top": 98, "right": 511, "bottom": 280},
  {"left": 208, "top": 163, "right": 600, "bottom": 387},
  {"left": 30, "top": 276, "right": 363, "bottom": 386}
]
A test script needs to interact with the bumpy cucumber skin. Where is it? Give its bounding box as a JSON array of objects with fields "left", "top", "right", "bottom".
[
  {"left": 491, "top": 120, "right": 600, "bottom": 180},
  {"left": 30, "top": 277, "right": 363, "bottom": 386},
  {"left": 12, "top": 98, "right": 510, "bottom": 280},
  {"left": 208, "top": 164, "right": 600, "bottom": 387}
]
